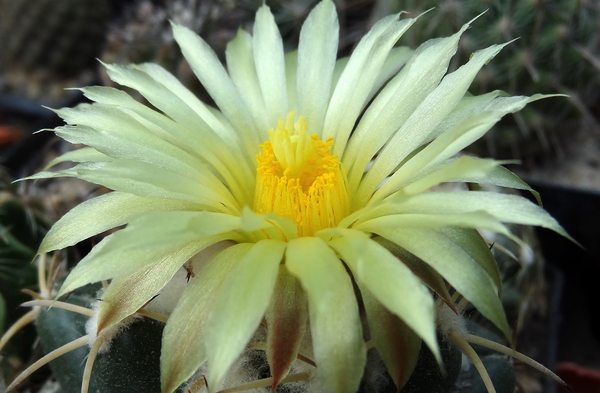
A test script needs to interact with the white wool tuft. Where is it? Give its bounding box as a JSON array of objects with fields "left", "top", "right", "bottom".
[
  {"left": 436, "top": 299, "right": 468, "bottom": 338},
  {"left": 84, "top": 289, "right": 140, "bottom": 353}
]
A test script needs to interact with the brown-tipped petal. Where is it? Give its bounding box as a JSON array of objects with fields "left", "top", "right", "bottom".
[
  {"left": 362, "top": 289, "right": 421, "bottom": 391},
  {"left": 98, "top": 234, "right": 232, "bottom": 332},
  {"left": 266, "top": 266, "right": 309, "bottom": 391}
]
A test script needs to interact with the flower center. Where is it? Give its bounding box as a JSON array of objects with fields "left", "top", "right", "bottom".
[{"left": 254, "top": 111, "right": 349, "bottom": 237}]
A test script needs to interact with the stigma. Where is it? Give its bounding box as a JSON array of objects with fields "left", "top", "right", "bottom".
[{"left": 254, "top": 112, "right": 349, "bottom": 237}]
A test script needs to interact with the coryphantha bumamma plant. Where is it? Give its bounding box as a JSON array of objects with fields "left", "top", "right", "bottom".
[{"left": 2, "top": 1, "right": 573, "bottom": 392}]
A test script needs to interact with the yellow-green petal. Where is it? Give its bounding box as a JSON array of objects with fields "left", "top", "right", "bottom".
[
  {"left": 160, "top": 243, "right": 249, "bottom": 393},
  {"left": 253, "top": 4, "right": 288, "bottom": 124},
  {"left": 297, "top": 0, "right": 338, "bottom": 136},
  {"left": 328, "top": 232, "right": 439, "bottom": 362},
  {"left": 377, "top": 227, "right": 511, "bottom": 339},
  {"left": 39, "top": 192, "right": 203, "bottom": 254},
  {"left": 205, "top": 239, "right": 287, "bottom": 393},
  {"left": 57, "top": 211, "right": 241, "bottom": 297},
  {"left": 97, "top": 234, "right": 236, "bottom": 332},
  {"left": 286, "top": 237, "right": 365, "bottom": 393}
]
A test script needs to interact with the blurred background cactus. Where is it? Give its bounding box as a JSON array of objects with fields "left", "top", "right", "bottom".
[{"left": 0, "top": 0, "right": 111, "bottom": 103}]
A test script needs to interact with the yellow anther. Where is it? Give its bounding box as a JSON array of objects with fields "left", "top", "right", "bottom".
[{"left": 255, "top": 112, "right": 349, "bottom": 237}]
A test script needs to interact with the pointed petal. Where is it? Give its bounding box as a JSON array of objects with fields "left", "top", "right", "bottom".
[
  {"left": 356, "top": 211, "right": 512, "bottom": 243},
  {"left": 373, "top": 111, "right": 501, "bottom": 196},
  {"left": 49, "top": 160, "right": 238, "bottom": 213},
  {"left": 57, "top": 211, "right": 241, "bottom": 297},
  {"left": 383, "top": 156, "right": 501, "bottom": 199},
  {"left": 160, "top": 243, "right": 250, "bottom": 393},
  {"left": 205, "top": 240, "right": 287, "bottom": 392},
  {"left": 43, "top": 147, "right": 112, "bottom": 170},
  {"left": 39, "top": 192, "right": 202, "bottom": 254},
  {"left": 356, "top": 42, "right": 512, "bottom": 206},
  {"left": 103, "top": 63, "right": 241, "bottom": 154},
  {"left": 373, "top": 95, "right": 550, "bottom": 202},
  {"left": 297, "top": 0, "right": 338, "bottom": 135},
  {"left": 375, "top": 227, "right": 511, "bottom": 339},
  {"left": 388, "top": 191, "right": 573, "bottom": 241},
  {"left": 362, "top": 289, "right": 421, "bottom": 390},
  {"left": 266, "top": 266, "right": 308, "bottom": 391},
  {"left": 79, "top": 85, "right": 255, "bottom": 201},
  {"left": 452, "top": 159, "right": 542, "bottom": 205},
  {"left": 253, "top": 4, "right": 288, "bottom": 125},
  {"left": 132, "top": 62, "right": 242, "bottom": 149},
  {"left": 226, "top": 29, "right": 269, "bottom": 134},
  {"left": 97, "top": 235, "right": 237, "bottom": 333},
  {"left": 372, "top": 237, "right": 454, "bottom": 309},
  {"left": 437, "top": 227, "right": 503, "bottom": 296},
  {"left": 52, "top": 105, "right": 208, "bottom": 178},
  {"left": 344, "top": 26, "right": 470, "bottom": 192},
  {"left": 328, "top": 232, "right": 439, "bottom": 361},
  {"left": 171, "top": 23, "right": 260, "bottom": 157},
  {"left": 324, "top": 14, "right": 418, "bottom": 155},
  {"left": 285, "top": 237, "right": 365, "bottom": 393}
]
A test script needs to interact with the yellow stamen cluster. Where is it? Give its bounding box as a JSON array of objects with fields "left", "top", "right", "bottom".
[{"left": 254, "top": 112, "right": 349, "bottom": 237}]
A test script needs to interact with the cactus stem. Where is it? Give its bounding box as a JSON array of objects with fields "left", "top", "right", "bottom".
[
  {"left": 0, "top": 309, "right": 37, "bottom": 352},
  {"left": 449, "top": 331, "right": 497, "bottom": 393},
  {"left": 6, "top": 335, "right": 90, "bottom": 392},
  {"left": 21, "top": 299, "right": 95, "bottom": 317},
  {"left": 82, "top": 335, "right": 106, "bottom": 393},
  {"left": 464, "top": 333, "right": 570, "bottom": 390}
]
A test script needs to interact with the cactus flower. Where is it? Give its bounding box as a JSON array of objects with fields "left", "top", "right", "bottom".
[{"left": 15, "top": 1, "right": 571, "bottom": 392}]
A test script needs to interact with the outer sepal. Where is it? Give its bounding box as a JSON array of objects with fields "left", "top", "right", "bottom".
[
  {"left": 265, "top": 266, "right": 308, "bottom": 391},
  {"left": 361, "top": 289, "right": 421, "bottom": 391}
]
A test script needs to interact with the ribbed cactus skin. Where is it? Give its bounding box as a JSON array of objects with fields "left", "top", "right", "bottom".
[
  {"left": 0, "top": 0, "right": 110, "bottom": 77},
  {"left": 377, "top": 0, "right": 600, "bottom": 164}
]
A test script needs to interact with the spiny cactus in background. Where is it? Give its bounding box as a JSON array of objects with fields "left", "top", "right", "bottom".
[
  {"left": 0, "top": 0, "right": 110, "bottom": 102},
  {"left": 373, "top": 0, "right": 600, "bottom": 166}
]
